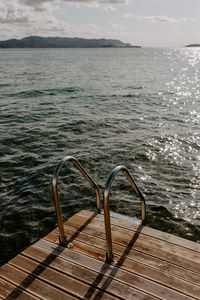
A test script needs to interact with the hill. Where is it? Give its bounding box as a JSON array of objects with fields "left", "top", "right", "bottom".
[
  {"left": 185, "top": 44, "right": 200, "bottom": 47},
  {"left": 0, "top": 36, "right": 140, "bottom": 48}
]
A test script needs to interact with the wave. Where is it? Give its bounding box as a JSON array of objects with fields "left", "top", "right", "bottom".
[
  {"left": 0, "top": 83, "right": 12, "bottom": 87},
  {"left": 5, "top": 86, "right": 84, "bottom": 98}
]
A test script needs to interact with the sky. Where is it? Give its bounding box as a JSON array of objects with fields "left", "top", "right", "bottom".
[{"left": 0, "top": 0, "right": 200, "bottom": 47}]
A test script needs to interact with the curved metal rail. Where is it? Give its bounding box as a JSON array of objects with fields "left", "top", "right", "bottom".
[
  {"left": 52, "top": 156, "right": 101, "bottom": 245},
  {"left": 104, "top": 165, "right": 146, "bottom": 261}
]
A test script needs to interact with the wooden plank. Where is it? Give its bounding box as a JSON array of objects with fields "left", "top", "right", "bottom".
[
  {"left": 68, "top": 212, "right": 200, "bottom": 262},
  {"left": 61, "top": 219, "right": 200, "bottom": 273},
  {"left": 7, "top": 255, "right": 118, "bottom": 300},
  {"left": 63, "top": 214, "right": 200, "bottom": 272},
  {"left": 0, "top": 264, "right": 76, "bottom": 300},
  {"left": 47, "top": 225, "right": 200, "bottom": 289},
  {"left": 20, "top": 247, "right": 159, "bottom": 300},
  {"left": 1, "top": 209, "right": 200, "bottom": 300},
  {"left": 78, "top": 210, "right": 200, "bottom": 253},
  {"left": 0, "top": 277, "right": 39, "bottom": 300},
  {"left": 34, "top": 239, "right": 195, "bottom": 300},
  {"left": 45, "top": 229, "right": 200, "bottom": 299}
]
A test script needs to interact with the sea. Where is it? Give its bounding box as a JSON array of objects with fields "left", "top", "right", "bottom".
[{"left": 0, "top": 48, "right": 199, "bottom": 266}]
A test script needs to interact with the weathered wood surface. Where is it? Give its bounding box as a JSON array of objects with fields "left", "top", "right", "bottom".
[{"left": 1, "top": 210, "right": 200, "bottom": 299}]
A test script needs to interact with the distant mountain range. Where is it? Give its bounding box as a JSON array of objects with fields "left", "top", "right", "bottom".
[
  {"left": 0, "top": 36, "right": 141, "bottom": 48},
  {"left": 185, "top": 44, "right": 200, "bottom": 47}
]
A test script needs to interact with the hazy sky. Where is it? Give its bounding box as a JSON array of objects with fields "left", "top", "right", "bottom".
[{"left": 0, "top": 0, "right": 200, "bottom": 47}]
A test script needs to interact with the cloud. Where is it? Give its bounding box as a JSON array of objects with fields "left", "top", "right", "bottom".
[
  {"left": 65, "top": 0, "right": 130, "bottom": 3},
  {"left": 0, "top": 16, "right": 28, "bottom": 24},
  {"left": 0, "top": 0, "right": 62, "bottom": 26},
  {"left": 0, "top": 0, "right": 125, "bottom": 41},
  {"left": 22, "top": 0, "right": 50, "bottom": 4},
  {"left": 0, "top": 1, "right": 30, "bottom": 24},
  {"left": 0, "top": 0, "right": 128, "bottom": 36},
  {"left": 139, "top": 0, "right": 158, "bottom": 2},
  {"left": 0, "top": 0, "right": 130, "bottom": 16},
  {"left": 21, "top": 0, "right": 50, "bottom": 5},
  {"left": 136, "top": 15, "right": 196, "bottom": 23},
  {"left": 108, "top": 22, "right": 121, "bottom": 29},
  {"left": 19, "top": 0, "right": 130, "bottom": 8},
  {"left": 102, "top": 5, "right": 115, "bottom": 11},
  {"left": 19, "top": 0, "right": 54, "bottom": 12},
  {"left": 179, "top": 17, "right": 196, "bottom": 23},
  {"left": 0, "top": 0, "right": 65, "bottom": 37},
  {"left": 122, "top": 13, "right": 132, "bottom": 18}
]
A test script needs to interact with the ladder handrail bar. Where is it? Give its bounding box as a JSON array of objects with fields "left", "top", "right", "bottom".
[
  {"left": 52, "top": 156, "right": 101, "bottom": 245},
  {"left": 104, "top": 165, "right": 146, "bottom": 261}
]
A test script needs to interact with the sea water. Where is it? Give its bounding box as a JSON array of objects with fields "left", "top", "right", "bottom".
[{"left": 0, "top": 48, "right": 199, "bottom": 265}]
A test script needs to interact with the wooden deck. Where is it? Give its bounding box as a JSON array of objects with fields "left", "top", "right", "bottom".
[{"left": 1, "top": 209, "right": 200, "bottom": 299}]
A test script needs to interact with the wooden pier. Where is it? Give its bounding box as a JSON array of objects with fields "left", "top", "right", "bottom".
[{"left": 1, "top": 209, "right": 200, "bottom": 299}]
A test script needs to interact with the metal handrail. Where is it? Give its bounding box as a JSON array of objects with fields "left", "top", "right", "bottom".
[
  {"left": 52, "top": 156, "right": 101, "bottom": 245},
  {"left": 104, "top": 165, "right": 146, "bottom": 261}
]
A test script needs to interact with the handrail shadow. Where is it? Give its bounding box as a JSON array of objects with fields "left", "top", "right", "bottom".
[
  {"left": 5, "top": 211, "right": 97, "bottom": 299},
  {"left": 84, "top": 222, "right": 143, "bottom": 299}
]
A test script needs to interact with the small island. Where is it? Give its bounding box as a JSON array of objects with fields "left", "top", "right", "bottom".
[
  {"left": 185, "top": 44, "right": 200, "bottom": 47},
  {"left": 0, "top": 36, "right": 141, "bottom": 48}
]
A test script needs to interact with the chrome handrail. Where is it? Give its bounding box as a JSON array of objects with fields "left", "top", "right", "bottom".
[
  {"left": 104, "top": 165, "right": 146, "bottom": 261},
  {"left": 52, "top": 156, "right": 101, "bottom": 245}
]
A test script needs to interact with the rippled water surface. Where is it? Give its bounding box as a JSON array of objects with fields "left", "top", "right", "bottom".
[{"left": 0, "top": 48, "right": 200, "bottom": 265}]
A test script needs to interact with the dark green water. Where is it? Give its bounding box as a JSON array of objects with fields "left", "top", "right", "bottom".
[{"left": 0, "top": 48, "right": 199, "bottom": 266}]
